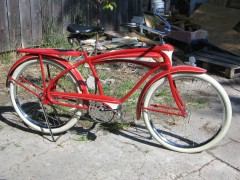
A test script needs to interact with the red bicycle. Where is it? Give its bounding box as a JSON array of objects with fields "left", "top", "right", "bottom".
[{"left": 6, "top": 12, "right": 232, "bottom": 153}]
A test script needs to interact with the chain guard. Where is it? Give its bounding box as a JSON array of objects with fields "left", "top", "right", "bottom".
[{"left": 88, "top": 101, "right": 121, "bottom": 123}]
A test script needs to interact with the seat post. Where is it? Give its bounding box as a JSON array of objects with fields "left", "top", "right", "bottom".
[
  {"left": 77, "top": 39, "right": 85, "bottom": 52},
  {"left": 94, "top": 33, "right": 99, "bottom": 55}
]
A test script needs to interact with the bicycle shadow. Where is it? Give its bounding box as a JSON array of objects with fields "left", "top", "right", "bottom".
[
  {"left": 104, "top": 123, "right": 166, "bottom": 150},
  {"left": 0, "top": 105, "right": 97, "bottom": 142},
  {"left": 0, "top": 105, "right": 170, "bottom": 150},
  {"left": 0, "top": 105, "right": 36, "bottom": 133}
]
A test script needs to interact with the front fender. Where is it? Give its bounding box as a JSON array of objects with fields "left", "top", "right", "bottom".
[{"left": 136, "top": 66, "right": 206, "bottom": 120}]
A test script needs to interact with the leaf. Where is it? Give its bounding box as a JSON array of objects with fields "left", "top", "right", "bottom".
[
  {"left": 109, "top": 4, "right": 114, "bottom": 11},
  {"left": 112, "top": 2, "right": 117, "bottom": 8},
  {"left": 102, "top": 0, "right": 117, "bottom": 11}
]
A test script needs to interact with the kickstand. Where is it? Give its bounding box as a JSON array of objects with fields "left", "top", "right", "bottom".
[{"left": 40, "top": 102, "right": 55, "bottom": 142}]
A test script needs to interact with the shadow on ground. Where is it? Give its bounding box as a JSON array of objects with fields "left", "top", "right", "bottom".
[{"left": 0, "top": 105, "right": 165, "bottom": 150}]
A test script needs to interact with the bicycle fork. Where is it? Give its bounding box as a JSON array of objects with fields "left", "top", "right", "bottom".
[{"left": 167, "top": 74, "right": 187, "bottom": 117}]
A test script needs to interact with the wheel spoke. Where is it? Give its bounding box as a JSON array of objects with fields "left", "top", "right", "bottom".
[
  {"left": 143, "top": 74, "right": 231, "bottom": 153},
  {"left": 10, "top": 59, "right": 82, "bottom": 134}
]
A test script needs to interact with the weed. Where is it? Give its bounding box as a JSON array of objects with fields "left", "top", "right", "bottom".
[
  {"left": 72, "top": 132, "right": 96, "bottom": 142},
  {"left": 41, "top": 34, "right": 72, "bottom": 49},
  {"left": 144, "top": 149, "right": 150, "bottom": 154},
  {"left": 0, "top": 146, "right": 6, "bottom": 151},
  {"left": 0, "top": 52, "right": 16, "bottom": 64},
  {"left": 14, "top": 143, "right": 21, "bottom": 148},
  {"left": 0, "top": 125, "right": 3, "bottom": 131},
  {"left": 74, "top": 134, "right": 90, "bottom": 141},
  {"left": 100, "top": 121, "right": 135, "bottom": 133},
  {"left": 187, "top": 98, "right": 207, "bottom": 109}
]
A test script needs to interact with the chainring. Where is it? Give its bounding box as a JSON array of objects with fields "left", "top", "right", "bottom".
[{"left": 88, "top": 101, "right": 117, "bottom": 123}]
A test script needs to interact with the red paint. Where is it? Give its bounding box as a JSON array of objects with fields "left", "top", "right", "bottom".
[{"left": 8, "top": 45, "right": 206, "bottom": 120}]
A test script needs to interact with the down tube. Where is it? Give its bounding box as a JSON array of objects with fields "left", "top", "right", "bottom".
[{"left": 119, "top": 65, "right": 161, "bottom": 103}]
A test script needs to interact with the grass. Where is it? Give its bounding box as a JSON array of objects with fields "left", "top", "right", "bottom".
[
  {"left": 41, "top": 34, "right": 72, "bottom": 49},
  {"left": 73, "top": 134, "right": 91, "bottom": 142},
  {"left": 72, "top": 131, "right": 96, "bottom": 142},
  {"left": 186, "top": 98, "right": 207, "bottom": 109},
  {"left": 0, "top": 52, "right": 12, "bottom": 63},
  {"left": 0, "top": 146, "right": 6, "bottom": 151},
  {"left": 0, "top": 51, "right": 18, "bottom": 64},
  {"left": 100, "top": 121, "right": 135, "bottom": 133}
]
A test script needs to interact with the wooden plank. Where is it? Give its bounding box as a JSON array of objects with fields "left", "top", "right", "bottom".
[
  {"left": 227, "top": 0, "right": 240, "bottom": 9},
  {"left": 74, "top": 0, "right": 91, "bottom": 25},
  {"left": 225, "top": 68, "right": 236, "bottom": 79},
  {"left": 190, "top": 3, "right": 240, "bottom": 56},
  {"left": 30, "top": 0, "right": 42, "bottom": 46},
  {"left": 86, "top": 0, "right": 93, "bottom": 26},
  {"left": 209, "top": 0, "right": 228, "bottom": 6},
  {"left": 128, "top": 0, "right": 137, "bottom": 21},
  {"left": 52, "top": 0, "right": 63, "bottom": 34},
  {"left": 0, "top": 0, "right": 144, "bottom": 52},
  {"left": 116, "top": 0, "right": 128, "bottom": 29},
  {"left": 41, "top": 0, "right": 52, "bottom": 35},
  {"left": 193, "top": 54, "right": 240, "bottom": 79},
  {"left": 142, "top": 0, "right": 150, "bottom": 11},
  {"left": 193, "top": 54, "right": 240, "bottom": 68},
  {"left": 19, "top": 0, "right": 32, "bottom": 47},
  {"left": 203, "top": 50, "right": 240, "bottom": 62},
  {"left": 7, "top": 0, "right": 21, "bottom": 51},
  {"left": 0, "top": 0, "right": 10, "bottom": 52},
  {"left": 189, "top": 50, "right": 240, "bottom": 78},
  {"left": 62, "top": 0, "right": 72, "bottom": 33},
  {"left": 194, "top": 52, "right": 240, "bottom": 65}
]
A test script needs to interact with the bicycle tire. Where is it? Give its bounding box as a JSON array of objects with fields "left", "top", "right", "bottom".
[
  {"left": 142, "top": 73, "right": 232, "bottom": 153},
  {"left": 10, "top": 58, "right": 82, "bottom": 134}
]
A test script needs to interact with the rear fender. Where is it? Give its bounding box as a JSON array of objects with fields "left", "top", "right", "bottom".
[
  {"left": 136, "top": 66, "right": 206, "bottom": 120},
  {"left": 6, "top": 54, "right": 86, "bottom": 92}
]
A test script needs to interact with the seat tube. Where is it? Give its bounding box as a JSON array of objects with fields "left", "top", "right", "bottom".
[
  {"left": 87, "top": 59, "right": 103, "bottom": 95},
  {"left": 39, "top": 54, "right": 47, "bottom": 90},
  {"left": 167, "top": 74, "right": 186, "bottom": 116}
]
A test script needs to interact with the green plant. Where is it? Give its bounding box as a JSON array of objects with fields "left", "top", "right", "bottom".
[
  {"left": 41, "top": 34, "right": 72, "bottom": 49},
  {"left": 0, "top": 52, "right": 12, "bottom": 64},
  {"left": 14, "top": 143, "right": 21, "bottom": 148},
  {"left": 100, "top": 122, "right": 135, "bottom": 132},
  {"left": 74, "top": 134, "right": 91, "bottom": 141},
  {"left": 0, "top": 146, "right": 6, "bottom": 151},
  {"left": 102, "top": 0, "right": 117, "bottom": 11},
  {"left": 72, "top": 132, "right": 96, "bottom": 142},
  {"left": 88, "top": 0, "right": 117, "bottom": 26}
]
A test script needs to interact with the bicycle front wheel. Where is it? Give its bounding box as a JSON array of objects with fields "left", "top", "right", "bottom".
[
  {"left": 10, "top": 58, "right": 82, "bottom": 134},
  {"left": 142, "top": 73, "right": 232, "bottom": 153}
]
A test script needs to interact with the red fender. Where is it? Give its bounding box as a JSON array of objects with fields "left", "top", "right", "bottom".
[
  {"left": 136, "top": 66, "right": 207, "bottom": 120},
  {"left": 6, "top": 54, "right": 86, "bottom": 93}
]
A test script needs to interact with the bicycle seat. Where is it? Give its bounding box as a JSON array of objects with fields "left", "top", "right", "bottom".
[{"left": 67, "top": 24, "right": 104, "bottom": 35}]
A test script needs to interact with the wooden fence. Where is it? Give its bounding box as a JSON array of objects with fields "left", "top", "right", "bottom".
[{"left": 0, "top": 0, "right": 144, "bottom": 53}]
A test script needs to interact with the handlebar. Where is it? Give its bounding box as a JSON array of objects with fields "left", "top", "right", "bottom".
[
  {"left": 142, "top": 12, "right": 171, "bottom": 37},
  {"left": 121, "top": 12, "right": 171, "bottom": 37}
]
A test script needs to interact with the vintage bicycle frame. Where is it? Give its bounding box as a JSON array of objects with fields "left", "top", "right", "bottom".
[{"left": 7, "top": 44, "right": 206, "bottom": 120}]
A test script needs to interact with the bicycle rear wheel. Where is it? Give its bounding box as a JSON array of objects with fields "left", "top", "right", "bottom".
[
  {"left": 10, "top": 58, "right": 82, "bottom": 134},
  {"left": 143, "top": 73, "right": 232, "bottom": 153}
]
